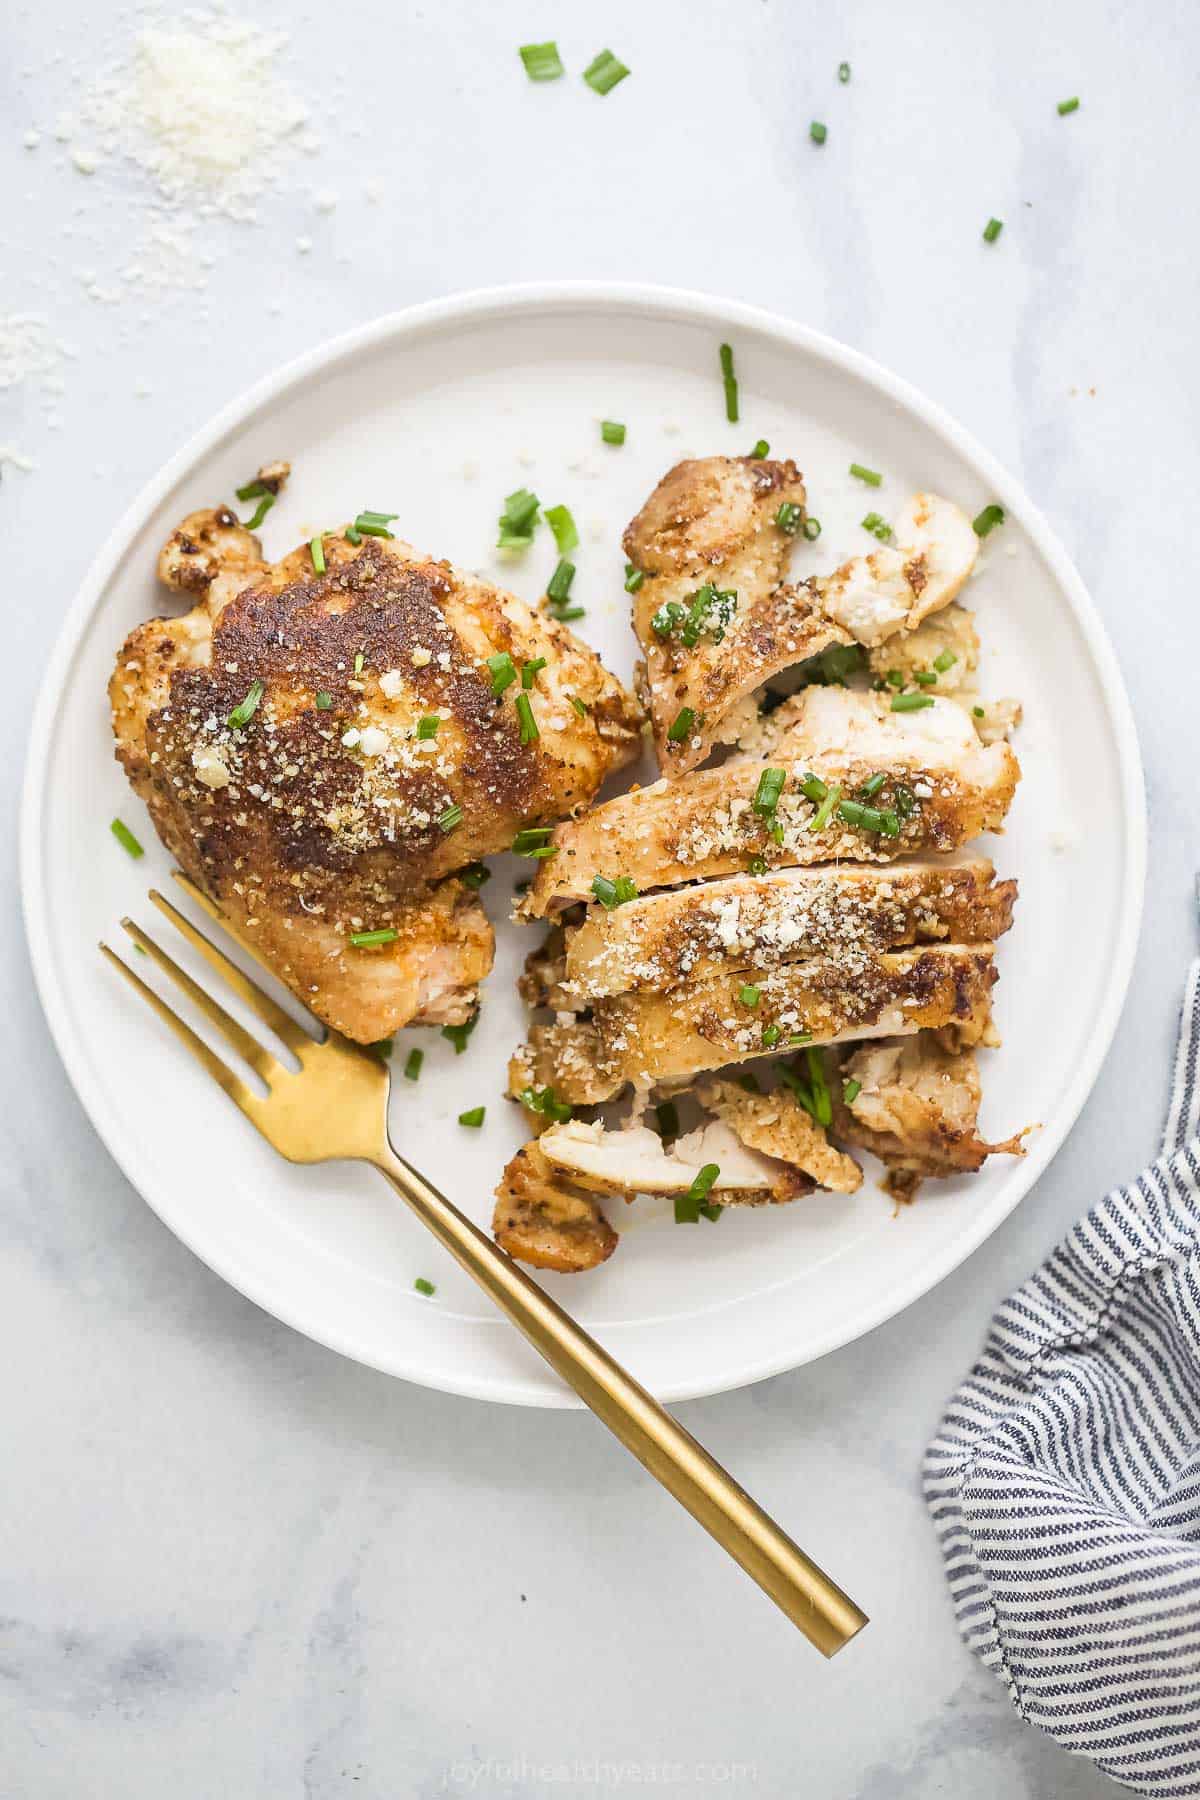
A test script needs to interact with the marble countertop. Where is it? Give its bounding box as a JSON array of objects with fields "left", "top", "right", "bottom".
[{"left": 3, "top": 1, "right": 1195, "bottom": 1793}]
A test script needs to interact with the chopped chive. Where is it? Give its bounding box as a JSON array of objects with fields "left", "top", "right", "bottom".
[
  {"left": 656, "top": 1100, "right": 680, "bottom": 1139},
  {"left": 843, "top": 1077, "right": 862, "bottom": 1105},
  {"left": 746, "top": 854, "right": 769, "bottom": 875},
  {"left": 933, "top": 649, "right": 958, "bottom": 674},
  {"left": 227, "top": 678, "right": 264, "bottom": 730},
  {"left": 879, "top": 812, "right": 901, "bottom": 837},
  {"left": 583, "top": 49, "right": 630, "bottom": 95},
  {"left": 591, "top": 873, "right": 638, "bottom": 909},
  {"left": 838, "top": 798, "right": 884, "bottom": 831},
  {"left": 110, "top": 818, "right": 144, "bottom": 858},
  {"left": 519, "top": 40, "right": 563, "bottom": 81},
  {"left": 553, "top": 606, "right": 585, "bottom": 622},
  {"left": 345, "top": 524, "right": 362, "bottom": 544},
  {"left": 458, "top": 1106, "right": 486, "bottom": 1128},
  {"left": 739, "top": 984, "right": 762, "bottom": 1008},
  {"left": 810, "top": 120, "right": 827, "bottom": 144},
  {"left": 497, "top": 487, "right": 540, "bottom": 551},
  {"left": 838, "top": 60, "right": 851, "bottom": 82},
  {"left": 676, "top": 1162, "right": 720, "bottom": 1222},
  {"left": 886, "top": 668, "right": 906, "bottom": 690},
  {"left": 762, "top": 1024, "right": 782, "bottom": 1048},
  {"left": 719, "top": 342, "right": 739, "bottom": 423},
  {"left": 973, "top": 705, "right": 986, "bottom": 718},
  {"left": 805, "top": 1046, "right": 833, "bottom": 1127},
  {"left": 350, "top": 927, "right": 398, "bottom": 948},
  {"left": 973, "top": 503, "right": 1005, "bottom": 537},
  {"left": 891, "top": 693, "right": 934, "bottom": 712},
  {"left": 515, "top": 691, "right": 539, "bottom": 744},
  {"left": 699, "top": 1203, "right": 723, "bottom": 1222},
  {"left": 512, "top": 825, "right": 556, "bottom": 856},
  {"left": 1057, "top": 96, "right": 1080, "bottom": 116},
  {"left": 982, "top": 217, "right": 1003, "bottom": 244},
  {"left": 546, "top": 559, "right": 575, "bottom": 604},
  {"left": 460, "top": 862, "right": 490, "bottom": 890},
  {"left": 310, "top": 535, "right": 326, "bottom": 574},
  {"left": 353, "top": 650, "right": 365, "bottom": 677},
  {"left": 798, "top": 772, "right": 828, "bottom": 803},
  {"left": 404, "top": 1047, "right": 424, "bottom": 1081},
  {"left": 487, "top": 651, "right": 517, "bottom": 696},
  {"left": 600, "top": 420, "right": 626, "bottom": 445},
  {"left": 438, "top": 803, "right": 463, "bottom": 833},
  {"left": 861, "top": 511, "right": 892, "bottom": 541},
  {"left": 414, "top": 1277, "right": 436, "bottom": 1296},
  {"left": 371, "top": 1037, "right": 394, "bottom": 1062},
  {"left": 750, "top": 439, "right": 769, "bottom": 459},
  {"left": 666, "top": 706, "right": 696, "bottom": 745},
  {"left": 849, "top": 463, "right": 882, "bottom": 486},
  {"left": 753, "top": 766, "right": 786, "bottom": 817},
  {"left": 775, "top": 501, "right": 803, "bottom": 534},
  {"left": 913, "top": 670, "right": 938, "bottom": 686},
  {"left": 315, "top": 690, "right": 333, "bottom": 710},
  {"left": 859, "top": 772, "right": 887, "bottom": 799},
  {"left": 808, "top": 782, "right": 842, "bottom": 831},
  {"left": 521, "top": 1084, "right": 573, "bottom": 1124},
  {"left": 353, "top": 510, "right": 397, "bottom": 539},
  {"left": 802, "top": 516, "right": 822, "bottom": 540},
  {"left": 545, "top": 504, "right": 579, "bottom": 555},
  {"left": 242, "top": 494, "right": 275, "bottom": 530},
  {"left": 235, "top": 478, "right": 272, "bottom": 502},
  {"left": 569, "top": 695, "right": 589, "bottom": 718},
  {"left": 417, "top": 714, "right": 440, "bottom": 739},
  {"left": 441, "top": 1009, "right": 480, "bottom": 1054},
  {"left": 623, "top": 562, "right": 645, "bottom": 594},
  {"left": 521, "top": 657, "right": 547, "bottom": 689},
  {"left": 894, "top": 783, "right": 916, "bottom": 817}
]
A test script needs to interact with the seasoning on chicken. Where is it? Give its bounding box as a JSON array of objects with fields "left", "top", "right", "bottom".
[
  {"left": 694, "top": 1078, "right": 862, "bottom": 1194},
  {"left": 625, "top": 455, "right": 850, "bottom": 773},
  {"left": 493, "top": 1141, "right": 619, "bottom": 1272},
  {"left": 109, "top": 485, "right": 642, "bottom": 1042}
]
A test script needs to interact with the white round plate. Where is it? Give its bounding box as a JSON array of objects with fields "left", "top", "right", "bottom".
[{"left": 21, "top": 284, "right": 1145, "bottom": 1407}]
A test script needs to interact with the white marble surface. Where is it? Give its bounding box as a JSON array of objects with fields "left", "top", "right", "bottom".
[{"left": 3, "top": 1, "right": 1197, "bottom": 1794}]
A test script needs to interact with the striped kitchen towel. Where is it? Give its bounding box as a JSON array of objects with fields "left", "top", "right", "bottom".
[{"left": 924, "top": 952, "right": 1200, "bottom": 1798}]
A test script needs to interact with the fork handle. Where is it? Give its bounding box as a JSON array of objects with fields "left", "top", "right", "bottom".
[{"left": 372, "top": 1147, "right": 867, "bottom": 1657}]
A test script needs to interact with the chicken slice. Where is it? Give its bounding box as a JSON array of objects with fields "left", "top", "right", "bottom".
[
  {"left": 866, "top": 602, "right": 979, "bottom": 694},
  {"left": 523, "top": 689, "right": 1019, "bottom": 916},
  {"left": 624, "top": 456, "right": 850, "bottom": 773},
  {"left": 493, "top": 1142, "right": 618, "bottom": 1272},
  {"left": 535, "top": 1117, "right": 813, "bottom": 1207},
  {"left": 561, "top": 857, "right": 1016, "bottom": 1000},
  {"left": 518, "top": 942, "right": 998, "bottom": 1103},
  {"left": 835, "top": 1035, "right": 1029, "bottom": 1200},
  {"left": 695, "top": 1078, "right": 862, "bottom": 1194},
  {"left": 812, "top": 493, "right": 979, "bottom": 647},
  {"left": 111, "top": 507, "right": 642, "bottom": 1042}
]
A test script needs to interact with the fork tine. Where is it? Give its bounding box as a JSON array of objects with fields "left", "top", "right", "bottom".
[
  {"left": 100, "top": 943, "right": 264, "bottom": 1119},
  {"left": 152, "top": 885, "right": 315, "bottom": 1055},
  {"left": 120, "top": 917, "right": 280, "bottom": 1083}
]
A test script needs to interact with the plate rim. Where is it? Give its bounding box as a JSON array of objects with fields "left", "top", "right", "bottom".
[{"left": 19, "top": 279, "right": 1147, "bottom": 1407}]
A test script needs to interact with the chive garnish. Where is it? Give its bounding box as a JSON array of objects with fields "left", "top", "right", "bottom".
[
  {"left": 310, "top": 535, "right": 326, "bottom": 574},
  {"left": 414, "top": 1277, "right": 436, "bottom": 1296},
  {"left": 438, "top": 803, "right": 463, "bottom": 833},
  {"left": 601, "top": 420, "right": 626, "bottom": 445},
  {"left": 676, "top": 1162, "right": 720, "bottom": 1223},
  {"left": 762, "top": 1024, "right": 782, "bottom": 1048},
  {"left": 227, "top": 678, "right": 264, "bottom": 730},
  {"left": 521, "top": 657, "right": 547, "bottom": 688},
  {"left": 546, "top": 559, "right": 575, "bottom": 604},
  {"left": 667, "top": 706, "right": 696, "bottom": 745},
  {"left": 656, "top": 1100, "right": 680, "bottom": 1139},
  {"left": 460, "top": 862, "right": 490, "bottom": 890},
  {"left": 515, "top": 691, "right": 539, "bottom": 744},
  {"left": 487, "top": 651, "right": 517, "bottom": 697},
  {"left": 885, "top": 668, "right": 906, "bottom": 690},
  {"left": 242, "top": 494, "right": 275, "bottom": 530},
  {"left": 545, "top": 504, "right": 579, "bottom": 555},
  {"left": 315, "top": 691, "right": 333, "bottom": 710},
  {"left": 417, "top": 715, "right": 440, "bottom": 739},
  {"left": 891, "top": 693, "right": 934, "bottom": 712},
  {"left": 350, "top": 927, "right": 398, "bottom": 947},
  {"left": 110, "top": 818, "right": 144, "bottom": 858},
  {"left": 497, "top": 488, "right": 540, "bottom": 551},
  {"left": 802, "top": 516, "right": 822, "bottom": 540},
  {"left": 1057, "top": 96, "right": 1080, "bottom": 116},
  {"left": 371, "top": 1037, "right": 394, "bottom": 1063},
  {"left": 973, "top": 504, "right": 1005, "bottom": 537},
  {"left": 458, "top": 1106, "right": 486, "bottom": 1128},
  {"left": 861, "top": 511, "right": 892, "bottom": 541},
  {"left": 345, "top": 524, "right": 362, "bottom": 545},
  {"left": 894, "top": 783, "right": 916, "bottom": 817},
  {"left": 746, "top": 854, "right": 769, "bottom": 875},
  {"left": 805, "top": 1046, "right": 833, "bottom": 1127},
  {"left": 982, "top": 217, "right": 1003, "bottom": 244},
  {"left": 739, "top": 984, "right": 762, "bottom": 1008},
  {"left": 838, "top": 60, "right": 851, "bottom": 82},
  {"left": 512, "top": 825, "right": 555, "bottom": 855},
  {"left": 719, "top": 342, "right": 739, "bottom": 423},
  {"left": 404, "top": 1047, "right": 424, "bottom": 1081},
  {"left": 441, "top": 1009, "right": 479, "bottom": 1054},
  {"left": 843, "top": 1078, "right": 862, "bottom": 1105},
  {"left": 799, "top": 772, "right": 828, "bottom": 803},
  {"left": 623, "top": 562, "right": 645, "bottom": 594},
  {"left": 353, "top": 510, "right": 397, "bottom": 539},
  {"left": 913, "top": 670, "right": 938, "bottom": 686},
  {"left": 753, "top": 766, "right": 786, "bottom": 817},
  {"left": 750, "top": 439, "right": 769, "bottom": 459},
  {"left": 353, "top": 650, "right": 365, "bottom": 677},
  {"left": 519, "top": 41, "right": 563, "bottom": 81},
  {"left": 849, "top": 463, "right": 882, "bottom": 486},
  {"left": 569, "top": 695, "right": 589, "bottom": 718},
  {"left": 859, "top": 772, "right": 887, "bottom": 799},
  {"left": 810, "top": 120, "right": 827, "bottom": 144},
  {"left": 808, "top": 782, "right": 842, "bottom": 831},
  {"left": 521, "top": 1084, "right": 574, "bottom": 1124},
  {"left": 235, "top": 478, "right": 272, "bottom": 502},
  {"left": 591, "top": 873, "right": 638, "bottom": 909},
  {"left": 973, "top": 705, "right": 986, "bottom": 718},
  {"left": 583, "top": 49, "right": 630, "bottom": 95},
  {"left": 933, "top": 649, "right": 958, "bottom": 673},
  {"left": 776, "top": 501, "right": 803, "bottom": 534}
]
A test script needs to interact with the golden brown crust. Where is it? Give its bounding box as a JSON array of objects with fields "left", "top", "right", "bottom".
[
  {"left": 493, "top": 1143, "right": 618, "bottom": 1272},
  {"left": 696, "top": 1078, "right": 863, "bottom": 1194}
]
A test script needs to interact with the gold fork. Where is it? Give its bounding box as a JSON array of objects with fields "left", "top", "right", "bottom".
[{"left": 101, "top": 874, "right": 868, "bottom": 1658}]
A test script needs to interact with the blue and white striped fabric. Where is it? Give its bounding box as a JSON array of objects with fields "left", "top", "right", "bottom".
[{"left": 925, "top": 954, "right": 1200, "bottom": 1797}]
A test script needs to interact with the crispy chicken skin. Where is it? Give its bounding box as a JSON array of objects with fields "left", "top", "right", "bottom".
[
  {"left": 695, "top": 1078, "right": 862, "bottom": 1195},
  {"left": 110, "top": 494, "right": 641, "bottom": 1042},
  {"left": 493, "top": 1142, "right": 619, "bottom": 1272},
  {"left": 561, "top": 858, "right": 1016, "bottom": 1000},
  {"left": 834, "top": 1035, "right": 1029, "bottom": 1199},
  {"left": 522, "top": 688, "right": 1020, "bottom": 916},
  {"left": 625, "top": 456, "right": 849, "bottom": 774}
]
